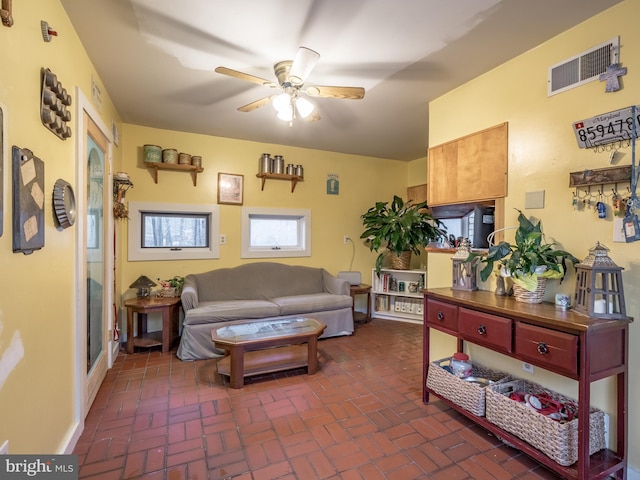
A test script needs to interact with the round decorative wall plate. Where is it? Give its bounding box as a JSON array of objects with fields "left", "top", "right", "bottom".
[{"left": 53, "top": 178, "right": 76, "bottom": 228}]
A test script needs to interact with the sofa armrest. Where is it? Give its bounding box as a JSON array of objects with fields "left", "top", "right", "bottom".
[
  {"left": 322, "top": 269, "right": 350, "bottom": 295},
  {"left": 181, "top": 275, "right": 199, "bottom": 311}
]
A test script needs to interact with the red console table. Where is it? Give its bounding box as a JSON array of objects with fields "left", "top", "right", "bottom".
[{"left": 422, "top": 288, "right": 631, "bottom": 480}]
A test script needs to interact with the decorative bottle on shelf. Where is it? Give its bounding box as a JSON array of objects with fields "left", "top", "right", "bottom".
[
  {"left": 273, "top": 155, "right": 285, "bottom": 174},
  {"left": 259, "top": 153, "right": 271, "bottom": 174},
  {"left": 295, "top": 164, "right": 304, "bottom": 178}
]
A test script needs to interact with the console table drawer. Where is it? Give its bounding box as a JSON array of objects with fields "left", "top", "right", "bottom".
[
  {"left": 459, "top": 308, "right": 513, "bottom": 353},
  {"left": 515, "top": 323, "right": 578, "bottom": 376},
  {"left": 425, "top": 299, "right": 458, "bottom": 331}
]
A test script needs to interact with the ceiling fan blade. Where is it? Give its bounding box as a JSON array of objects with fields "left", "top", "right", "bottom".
[
  {"left": 238, "top": 95, "right": 274, "bottom": 112},
  {"left": 215, "top": 67, "right": 277, "bottom": 88},
  {"left": 306, "top": 85, "right": 365, "bottom": 100},
  {"left": 288, "top": 47, "right": 320, "bottom": 86}
]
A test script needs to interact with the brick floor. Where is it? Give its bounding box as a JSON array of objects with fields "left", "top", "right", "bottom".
[{"left": 74, "top": 319, "right": 562, "bottom": 479}]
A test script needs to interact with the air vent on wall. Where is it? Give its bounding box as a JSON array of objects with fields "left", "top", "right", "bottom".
[{"left": 548, "top": 37, "right": 619, "bottom": 96}]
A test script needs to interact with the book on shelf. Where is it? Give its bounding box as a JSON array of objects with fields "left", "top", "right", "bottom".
[{"left": 375, "top": 295, "right": 390, "bottom": 312}]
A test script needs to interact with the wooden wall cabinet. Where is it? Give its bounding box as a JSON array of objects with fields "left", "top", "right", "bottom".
[{"left": 427, "top": 122, "right": 508, "bottom": 206}]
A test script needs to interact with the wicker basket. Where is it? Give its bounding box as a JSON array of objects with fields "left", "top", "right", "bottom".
[
  {"left": 513, "top": 278, "right": 546, "bottom": 303},
  {"left": 390, "top": 251, "right": 412, "bottom": 270},
  {"left": 426, "top": 358, "right": 511, "bottom": 416},
  {"left": 486, "top": 379, "right": 605, "bottom": 466}
]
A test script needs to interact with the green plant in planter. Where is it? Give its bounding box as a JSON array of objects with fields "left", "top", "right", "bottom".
[
  {"left": 360, "top": 195, "right": 446, "bottom": 275},
  {"left": 474, "top": 210, "right": 578, "bottom": 292},
  {"left": 158, "top": 275, "right": 185, "bottom": 291}
]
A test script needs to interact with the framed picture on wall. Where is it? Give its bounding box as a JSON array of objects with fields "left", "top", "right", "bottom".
[{"left": 217, "top": 173, "right": 244, "bottom": 205}]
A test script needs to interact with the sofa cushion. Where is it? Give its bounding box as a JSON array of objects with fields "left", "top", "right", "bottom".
[
  {"left": 192, "top": 263, "right": 325, "bottom": 302},
  {"left": 273, "top": 293, "right": 353, "bottom": 315},
  {"left": 184, "top": 300, "right": 280, "bottom": 325}
]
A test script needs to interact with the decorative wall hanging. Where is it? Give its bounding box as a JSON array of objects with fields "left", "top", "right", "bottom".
[
  {"left": 52, "top": 178, "right": 76, "bottom": 229},
  {"left": 572, "top": 105, "right": 639, "bottom": 150},
  {"left": 1, "top": 0, "right": 13, "bottom": 27},
  {"left": 40, "top": 68, "right": 72, "bottom": 140},
  {"left": 40, "top": 21, "right": 57, "bottom": 42},
  {"left": 217, "top": 173, "right": 244, "bottom": 205},
  {"left": 113, "top": 171, "right": 133, "bottom": 219},
  {"left": 12, "top": 146, "right": 44, "bottom": 254},
  {"left": 599, "top": 63, "right": 627, "bottom": 92}
]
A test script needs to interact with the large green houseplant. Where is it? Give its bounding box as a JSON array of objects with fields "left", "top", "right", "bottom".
[
  {"left": 475, "top": 210, "right": 578, "bottom": 293},
  {"left": 361, "top": 195, "right": 445, "bottom": 275}
]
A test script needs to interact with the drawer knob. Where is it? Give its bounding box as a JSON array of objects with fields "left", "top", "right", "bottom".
[
  {"left": 477, "top": 325, "right": 487, "bottom": 335},
  {"left": 437, "top": 311, "right": 444, "bottom": 321},
  {"left": 537, "top": 342, "right": 549, "bottom": 355}
]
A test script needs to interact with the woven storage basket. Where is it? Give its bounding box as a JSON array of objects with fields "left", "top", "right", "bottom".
[
  {"left": 390, "top": 251, "right": 412, "bottom": 270},
  {"left": 513, "top": 278, "right": 546, "bottom": 303},
  {"left": 426, "top": 358, "right": 511, "bottom": 416},
  {"left": 486, "top": 379, "right": 605, "bottom": 466}
]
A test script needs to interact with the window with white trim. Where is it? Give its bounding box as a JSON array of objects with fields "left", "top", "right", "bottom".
[
  {"left": 128, "top": 202, "right": 220, "bottom": 261},
  {"left": 241, "top": 207, "right": 311, "bottom": 258}
]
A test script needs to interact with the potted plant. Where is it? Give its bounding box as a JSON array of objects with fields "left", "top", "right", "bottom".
[
  {"left": 157, "top": 275, "right": 185, "bottom": 297},
  {"left": 474, "top": 210, "right": 578, "bottom": 301},
  {"left": 361, "top": 195, "right": 446, "bottom": 275}
]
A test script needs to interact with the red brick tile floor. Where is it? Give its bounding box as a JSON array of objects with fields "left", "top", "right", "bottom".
[{"left": 74, "top": 319, "right": 563, "bottom": 479}]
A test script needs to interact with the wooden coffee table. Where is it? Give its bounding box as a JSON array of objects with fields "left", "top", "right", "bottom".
[{"left": 211, "top": 317, "right": 327, "bottom": 388}]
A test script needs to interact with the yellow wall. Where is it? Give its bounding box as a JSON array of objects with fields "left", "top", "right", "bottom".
[
  {"left": 0, "top": 1, "right": 122, "bottom": 452},
  {"left": 428, "top": 0, "right": 639, "bottom": 468},
  {"left": 118, "top": 124, "right": 409, "bottom": 304}
]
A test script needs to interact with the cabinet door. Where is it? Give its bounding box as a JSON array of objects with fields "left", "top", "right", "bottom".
[
  {"left": 427, "top": 123, "right": 507, "bottom": 206},
  {"left": 427, "top": 142, "right": 458, "bottom": 205}
]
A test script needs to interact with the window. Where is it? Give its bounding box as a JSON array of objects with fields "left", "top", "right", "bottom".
[
  {"left": 241, "top": 207, "right": 311, "bottom": 258},
  {"left": 128, "top": 202, "right": 219, "bottom": 261}
]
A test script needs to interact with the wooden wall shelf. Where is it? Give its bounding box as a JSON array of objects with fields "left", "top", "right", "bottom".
[
  {"left": 144, "top": 162, "right": 204, "bottom": 186},
  {"left": 569, "top": 165, "right": 631, "bottom": 187},
  {"left": 256, "top": 172, "right": 303, "bottom": 192}
]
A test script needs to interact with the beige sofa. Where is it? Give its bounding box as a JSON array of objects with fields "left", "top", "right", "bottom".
[{"left": 177, "top": 263, "right": 354, "bottom": 360}]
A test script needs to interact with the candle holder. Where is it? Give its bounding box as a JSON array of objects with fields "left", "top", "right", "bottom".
[
  {"left": 452, "top": 238, "right": 479, "bottom": 291},
  {"left": 573, "top": 242, "right": 626, "bottom": 319}
]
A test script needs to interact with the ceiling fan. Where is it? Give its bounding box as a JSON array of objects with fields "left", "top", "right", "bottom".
[{"left": 215, "top": 47, "right": 365, "bottom": 123}]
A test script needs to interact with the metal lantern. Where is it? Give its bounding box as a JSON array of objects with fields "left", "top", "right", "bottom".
[
  {"left": 573, "top": 242, "right": 626, "bottom": 319},
  {"left": 452, "top": 238, "right": 478, "bottom": 291}
]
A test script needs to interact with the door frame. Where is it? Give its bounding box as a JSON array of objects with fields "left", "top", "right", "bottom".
[{"left": 66, "top": 87, "right": 115, "bottom": 452}]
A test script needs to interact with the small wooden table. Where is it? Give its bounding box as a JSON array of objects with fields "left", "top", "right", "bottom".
[
  {"left": 211, "top": 318, "right": 327, "bottom": 388},
  {"left": 350, "top": 284, "right": 371, "bottom": 323},
  {"left": 124, "top": 296, "right": 181, "bottom": 354}
]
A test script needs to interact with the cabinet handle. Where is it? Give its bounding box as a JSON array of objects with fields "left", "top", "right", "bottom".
[
  {"left": 537, "top": 342, "right": 549, "bottom": 355},
  {"left": 477, "top": 325, "right": 487, "bottom": 335},
  {"left": 437, "top": 311, "right": 444, "bottom": 321}
]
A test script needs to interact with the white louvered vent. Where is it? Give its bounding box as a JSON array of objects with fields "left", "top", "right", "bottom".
[{"left": 548, "top": 37, "right": 619, "bottom": 96}]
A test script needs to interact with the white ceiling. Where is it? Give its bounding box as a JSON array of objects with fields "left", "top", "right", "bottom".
[{"left": 61, "top": 0, "right": 622, "bottom": 161}]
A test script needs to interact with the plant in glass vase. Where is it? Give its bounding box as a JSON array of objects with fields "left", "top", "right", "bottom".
[
  {"left": 472, "top": 210, "right": 578, "bottom": 302},
  {"left": 360, "top": 195, "right": 446, "bottom": 275}
]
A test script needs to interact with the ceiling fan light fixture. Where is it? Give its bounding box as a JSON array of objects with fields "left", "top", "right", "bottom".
[
  {"left": 295, "top": 96, "right": 315, "bottom": 118},
  {"left": 277, "top": 106, "right": 294, "bottom": 122},
  {"left": 288, "top": 47, "right": 320, "bottom": 86},
  {"left": 272, "top": 92, "right": 292, "bottom": 113}
]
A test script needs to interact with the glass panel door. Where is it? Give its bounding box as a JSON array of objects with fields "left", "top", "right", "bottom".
[{"left": 84, "top": 113, "right": 109, "bottom": 410}]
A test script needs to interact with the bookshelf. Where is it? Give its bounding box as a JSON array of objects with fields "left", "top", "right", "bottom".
[{"left": 371, "top": 268, "right": 426, "bottom": 324}]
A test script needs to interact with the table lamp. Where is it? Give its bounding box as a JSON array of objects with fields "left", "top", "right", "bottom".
[{"left": 129, "top": 275, "right": 156, "bottom": 297}]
